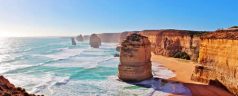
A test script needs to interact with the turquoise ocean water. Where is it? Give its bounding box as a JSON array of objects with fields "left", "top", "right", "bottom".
[{"left": 0, "top": 37, "right": 191, "bottom": 96}]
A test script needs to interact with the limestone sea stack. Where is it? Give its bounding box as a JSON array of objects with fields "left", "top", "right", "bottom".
[
  {"left": 71, "top": 37, "right": 76, "bottom": 45},
  {"left": 89, "top": 34, "right": 101, "bottom": 48},
  {"left": 118, "top": 33, "right": 152, "bottom": 82},
  {"left": 76, "top": 34, "right": 84, "bottom": 41}
]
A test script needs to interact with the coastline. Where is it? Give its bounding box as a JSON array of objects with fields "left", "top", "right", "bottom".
[
  {"left": 151, "top": 53, "right": 199, "bottom": 84},
  {"left": 151, "top": 53, "right": 233, "bottom": 96}
]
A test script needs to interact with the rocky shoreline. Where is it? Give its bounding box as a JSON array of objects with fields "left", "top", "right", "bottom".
[
  {"left": 0, "top": 76, "right": 41, "bottom": 96},
  {"left": 2, "top": 27, "right": 236, "bottom": 95},
  {"left": 78, "top": 27, "right": 237, "bottom": 95}
]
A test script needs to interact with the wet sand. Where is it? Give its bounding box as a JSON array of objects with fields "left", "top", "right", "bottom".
[{"left": 151, "top": 54, "right": 233, "bottom": 96}]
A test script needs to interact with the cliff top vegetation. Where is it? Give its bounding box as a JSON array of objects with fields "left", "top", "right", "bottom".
[
  {"left": 230, "top": 26, "right": 238, "bottom": 28},
  {"left": 201, "top": 29, "right": 238, "bottom": 40}
]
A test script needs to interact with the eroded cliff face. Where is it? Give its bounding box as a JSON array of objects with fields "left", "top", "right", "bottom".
[
  {"left": 120, "top": 30, "right": 204, "bottom": 61},
  {"left": 191, "top": 29, "right": 238, "bottom": 95},
  {"left": 138, "top": 30, "right": 161, "bottom": 53},
  {"left": 154, "top": 30, "right": 194, "bottom": 57},
  {"left": 0, "top": 76, "right": 38, "bottom": 96}
]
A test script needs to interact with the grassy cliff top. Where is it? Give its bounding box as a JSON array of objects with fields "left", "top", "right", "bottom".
[{"left": 201, "top": 28, "right": 238, "bottom": 40}]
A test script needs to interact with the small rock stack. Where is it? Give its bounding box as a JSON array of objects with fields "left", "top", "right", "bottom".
[
  {"left": 71, "top": 37, "right": 76, "bottom": 45},
  {"left": 118, "top": 33, "right": 153, "bottom": 82},
  {"left": 76, "top": 34, "right": 84, "bottom": 41},
  {"left": 90, "top": 34, "right": 101, "bottom": 48}
]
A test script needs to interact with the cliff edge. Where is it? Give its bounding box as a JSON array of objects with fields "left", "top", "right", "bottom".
[
  {"left": 191, "top": 29, "right": 238, "bottom": 95},
  {"left": 0, "top": 76, "right": 40, "bottom": 96},
  {"left": 120, "top": 29, "right": 206, "bottom": 61}
]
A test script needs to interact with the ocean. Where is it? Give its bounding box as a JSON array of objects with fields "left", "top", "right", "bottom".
[{"left": 0, "top": 37, "right": 191, "bottom": 96}]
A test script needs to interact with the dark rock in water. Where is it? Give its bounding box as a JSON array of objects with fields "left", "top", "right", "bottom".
[
  {"left": 116, "top": 45, "right": 121, "bottom": 52},
  {"left": 76, "top": 34, "right": 84, "bottom": 41},
  {"left": 114, "top": 53, "right": 120, "bottom": 57},
  {"left": 0, "top": 76, "right": 41, "bottom": 96},
  {"left": 71, "top": 37, "right": 76, "bottom": 45},
  {"left": 118, "top": 33, "right": 153, "bottom": 82},
  {"left": 90, "top": 34, "right": 101, "bottom": 48}
]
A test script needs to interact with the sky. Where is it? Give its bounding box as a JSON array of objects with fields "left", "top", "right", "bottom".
[{"left": 0, "top": 0, "right": 237, "bottom": 37}]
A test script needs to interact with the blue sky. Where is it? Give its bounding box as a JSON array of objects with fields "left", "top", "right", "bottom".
[{"left": 0, "top": 0, "right": 237, "bottom": 37}]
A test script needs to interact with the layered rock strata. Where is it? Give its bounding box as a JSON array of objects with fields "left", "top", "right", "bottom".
[
  {"left": 191, "top": 28, "right": 238, "bottom": 95},
  {"left": 152, "top": 30, "right": 202, "bottom": 61},
  {"left": 120, "top": 30, "right": 205, "bottom": 61},
  {"left": 89, "top": 34, "right": 101, "bottom": 48},
  {"left": 191, "top": 65, "right": 213, "bottom": 83},
  {"left": 118, "top": 34, "right": 152, "bottom": 82}
]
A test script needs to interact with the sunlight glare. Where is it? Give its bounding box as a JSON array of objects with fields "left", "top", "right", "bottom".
[{"left": 0, "top": 32, "right": 24, "bottom": 37}]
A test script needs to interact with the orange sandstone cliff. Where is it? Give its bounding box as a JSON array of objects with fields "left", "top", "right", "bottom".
[
  {"left": 0, "top": 76, "right": 39, "bottom": 96},
  {"left": 191, "top": 28, "right": 238, "bottom": 95},
  {"left": 120, "top": 29, "right": 205, "bottom": 61}
]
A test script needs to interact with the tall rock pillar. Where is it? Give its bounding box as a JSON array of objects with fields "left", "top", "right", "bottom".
[
  {"left": 118, "top": 33, "right": 153, "bottom": 81},
  {"left": 71, "top": 37, "right": 76, "bottom": 45},
  {"left": 90, "top": 34, "right": 101, "bottom": 48}
]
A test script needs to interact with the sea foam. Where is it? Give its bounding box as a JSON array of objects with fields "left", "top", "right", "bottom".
[{"left": 0, "top": 38, "right": 191, "bottom": 96}]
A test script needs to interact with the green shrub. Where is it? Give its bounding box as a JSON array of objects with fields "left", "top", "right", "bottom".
[
  {"left": 174, "top": 52, "right": 190, "bottom": 60},
  {"left": 3, "top": 93, "right": 11, "bottom": 96},
  {"left": 230, "top": 26, "right": 238, "bottom": 28}
]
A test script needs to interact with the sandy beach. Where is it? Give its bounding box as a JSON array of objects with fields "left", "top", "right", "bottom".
[
  {"left": 152, "top": 54, "right": 198, "bottom": 84},
  {"left": 151, "top": 54, "right": 233, "bottom": 96}
]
